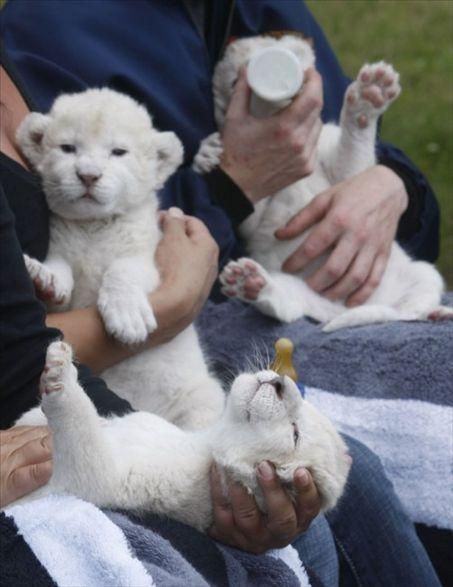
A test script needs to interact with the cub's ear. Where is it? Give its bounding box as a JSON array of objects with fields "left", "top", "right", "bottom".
[
  {"left": 154, "top": 131, "right": 184, "bottom": 188},
  {"left": 16, "top": 113, "right": 51, "bottom": 168}
]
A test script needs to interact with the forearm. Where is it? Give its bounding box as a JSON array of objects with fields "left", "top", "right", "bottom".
[{"left": 46, "top": 287, "right": 194, "bottom": 374}]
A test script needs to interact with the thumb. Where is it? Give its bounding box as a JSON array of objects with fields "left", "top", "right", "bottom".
[
  {"left": 159, "top": 207, "right": 186, "bottom": 234},
  {"left": 226, "top": 66, "right": 251, "bottom": 119},
  {"left": 275, "top": 191, "right": 331, "bottom": 240}
]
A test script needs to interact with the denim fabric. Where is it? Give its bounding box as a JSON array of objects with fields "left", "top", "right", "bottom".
[
  {"left": 327, "top": 436, "right": 441, "bottom": 587},
  {"left": 293, "top": 514, "right": 339, "bottom": 587}
]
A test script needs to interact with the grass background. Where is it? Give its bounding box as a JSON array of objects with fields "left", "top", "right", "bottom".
[
  {"left": 1, "top": 0, "right": 451, "bottom": 285},
  {"left": 306, "top": 0, "right": 453, "bottom": 287}
]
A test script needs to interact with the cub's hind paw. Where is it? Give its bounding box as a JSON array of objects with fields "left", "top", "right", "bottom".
[
  {"left": 345, "top": 61, "right": 401, "bottom": 128},
  {"left": 428, "top": 306, "right": 453, "bottom": 321},
  {"left": 219, "top": 258, "right": 268, "bottom": 301},
  {"left": 40, "top": 341, "right": 76, "bottom": 396}
]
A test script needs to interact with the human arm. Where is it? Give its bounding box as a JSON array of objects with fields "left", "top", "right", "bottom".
[
  {"left": 45, "top": 209, "right": 219, "bottom": 374},
  {"left": 209, "top": 462, "right": 321, "bottom": 554},
  {"left": 0, "top": 426, "right": 52, "bottom": 508}
]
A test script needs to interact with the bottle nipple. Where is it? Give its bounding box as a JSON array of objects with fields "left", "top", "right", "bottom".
[{"left": 270, "top": 338, "right": 298, "bottom": 382}]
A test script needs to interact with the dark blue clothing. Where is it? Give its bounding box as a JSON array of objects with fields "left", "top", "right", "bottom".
[{"left": 1, "top": 0, "right": 440, "bottom": 267}]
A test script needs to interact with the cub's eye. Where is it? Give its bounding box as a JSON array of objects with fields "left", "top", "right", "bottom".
[
  {"left": 292, "top": 423, "right": 300, "bottom": 446},
  {"left": 111, "top": 148, "right": 128, "bottom": 157},
  {"left": 60, "top": 144, "right": 76, "bottom": 154}
]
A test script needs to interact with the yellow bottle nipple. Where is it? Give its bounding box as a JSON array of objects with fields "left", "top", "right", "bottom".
[{"left": 270, "top": 338, "right": 298, "bottom": 382}]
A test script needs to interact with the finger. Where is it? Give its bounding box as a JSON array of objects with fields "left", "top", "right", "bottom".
[
  {"left": 346, "top": 252, "right": 388, "bottom": 307},
  {"left": 306, "top": 233, "right": 358, "bottom": 292},
  {"left": 8, "top": 460, "right": 52, "bottom": 502},
  {"left": 282, "top": 210, "right": 340, "bottom": 273},
  {"left": 5, "top": 426, "right": 49, "bottom": 442},
  {"left": 10, "top": 434, "right": 52, "bottom": 470},
  {"left": 256, "top": 461, "right": 297, "bottom": 542},
  {"left": 293, "top": 468, "right": 321, "bottom": 531},
  {"left": 275, "top": 190, "right": 331, "bottom": 241},
  {"left": 283, "top": 68, "right": 323, "bottom": 124},
  {"left": 184, "top": 215, "right": 212, "bottom": 240},
  {"left": 323, "top": 244, "right": 376, "bottom": 301},
  {"left": 159, "top": 207, "right": 186, "bottom": 234},
  {"left": 209, "top": 464, "right": 234, "bottom": 528},
  {"left": 228, "top": 481, "right": 263, "bottom": 537},
  {"left": 226, "top": 67, "right": 251, "bottom": 119}
]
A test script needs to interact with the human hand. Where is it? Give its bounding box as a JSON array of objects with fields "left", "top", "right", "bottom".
[
  {"left": 0, "top": 426, "right": 52, "bottom": 508},
  {"left": 276, "top": 165, "right": 408, "bottom": 306},
  {"left": 154, "top": 208, "right": 219, "bottom": 332},
  {"left": 220, "top": 67, "right": 323, "bottom": 203},
  {"left": 208, "top": 461, "right": 321, "bottom": 554}
]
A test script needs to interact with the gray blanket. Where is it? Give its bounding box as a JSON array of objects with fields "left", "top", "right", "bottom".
[{"left": 197, "top": 295, "right": 453, "bottom": 529}]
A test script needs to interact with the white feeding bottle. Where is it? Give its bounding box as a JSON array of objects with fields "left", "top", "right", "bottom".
[{"left": 247, "top": 46, "right": 304, "bottom": 118}]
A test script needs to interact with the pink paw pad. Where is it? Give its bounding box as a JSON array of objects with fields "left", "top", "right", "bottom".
[
  {"left": 39, "top": 341, "right": 73, "bottom": 395},
  {"left": 219, "top": 258, "right": 267, "bottom": 301},
  {"left": 428, "top": 307, "right": 453, "bottom": 321},
  {"left": 346, "top": 61, "right": 401, "bottom": 128}
]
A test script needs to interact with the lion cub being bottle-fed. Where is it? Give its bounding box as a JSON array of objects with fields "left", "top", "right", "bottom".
[
  {"left": 195, "top": 35, "right": 452, "bottom": 332},
  {"left": 18, "top": 88, "right": 224, "bottom": 430}
]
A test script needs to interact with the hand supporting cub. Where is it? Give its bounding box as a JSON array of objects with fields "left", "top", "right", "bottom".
[
  {"left": 209, "top": 461, "right": 321, "bottom": 554},
  {"left": 276, "top": 165, "right": 408, "bottom": 305}
]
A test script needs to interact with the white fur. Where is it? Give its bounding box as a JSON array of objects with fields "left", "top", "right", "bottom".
[
  {"left": 195, "top": 35, "right": 452, "bottom": 331},
  {"left": 14, "top": 342, "right": 351, "bottom": 531},
  {"left": 17, "top": 88, "right": 225, "bottom": 429}
]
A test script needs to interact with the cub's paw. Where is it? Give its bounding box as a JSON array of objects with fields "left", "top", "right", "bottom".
[
  {"left": 192, "top": 132, "right": 223, "bottom": 174},
  {"left": 24, "top": 254, "right": 71, "bottom": 306},
  {"left": 220, "top": 258, "right": 269, "bottom": 301},
  {"left": 98, "top": 288, "right": 157, "bottom": 345},
  {"left": 428, "top": 306, "right": 453, "bottom": 321},
  {"left": 344, "top": 62, "right": 401, "bottom": 128},
  {"left": 40, "top": 341, "right": 77, "bottom": 397}
]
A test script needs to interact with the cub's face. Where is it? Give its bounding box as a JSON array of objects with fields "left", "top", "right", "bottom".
[
  {"left": 213, "top": 34, "right": 316, "bottom": 128},
  {"left": 213, "top": 371, "right": 350, "bottom": 511},
  {"left": 17, "top": 89, "right": 183, "bottom": 220}
]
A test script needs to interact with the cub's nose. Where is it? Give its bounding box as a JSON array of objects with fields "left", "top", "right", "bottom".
[
  {"left": 77, "top": 172, "right": 101, "bottom": 187},
  {"left": 257, "top": 373, "right": 284, "bottom": 398}
]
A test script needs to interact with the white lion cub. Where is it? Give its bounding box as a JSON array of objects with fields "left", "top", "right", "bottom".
[
  {"left": 195, "top": 35, "right": 452, "bottom": 331},
  {"left": 14, "top": 341, "right": 351, "bottom": 531},
  {"left": 17, "top": 88, "right": 224, "bottom": 429}
]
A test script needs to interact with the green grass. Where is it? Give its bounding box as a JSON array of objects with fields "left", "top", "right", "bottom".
[{"left": 306, "top": 0, "right": 453, "bottom": 287}]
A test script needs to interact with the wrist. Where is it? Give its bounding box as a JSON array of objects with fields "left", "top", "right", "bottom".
[{"left": 375, "top": 164, "right": 408, "bottom": 213}]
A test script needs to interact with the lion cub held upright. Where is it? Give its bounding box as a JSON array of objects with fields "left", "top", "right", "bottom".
[{"left": 18, "top": 88, "right": 224, "bottom": 429}]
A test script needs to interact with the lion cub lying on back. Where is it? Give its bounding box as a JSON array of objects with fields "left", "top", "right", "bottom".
[
  {"left": 195, "top": 35, "right": 452, "bottom": 331},
  {"left": 14, "top": 341, "right": 351, "bottom": 531},
  {"left": 18, "top": 88, "right": 224, "bottom": 430}
]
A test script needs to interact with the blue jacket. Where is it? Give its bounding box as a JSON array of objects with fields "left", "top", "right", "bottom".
[{"left": 1, "top": 0, "right": 440, "bottom": 266}]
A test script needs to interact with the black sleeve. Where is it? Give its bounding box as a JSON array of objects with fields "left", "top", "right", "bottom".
[
  {"left": 203, "top": 167, "right": 254, "bottom": 228},
  {"left": 0, "top": 186, "right": 132, "bottom": 429}
]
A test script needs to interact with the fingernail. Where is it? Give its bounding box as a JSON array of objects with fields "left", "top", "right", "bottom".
[
  {"left": 258, "top": 461, "right": 274, "bottom": 480},
  {"left": 168, "top": 206, "right": 184, "bottom": 218},
  {"left": 295, "top": 467, "right": 310, "bottom": 487}
]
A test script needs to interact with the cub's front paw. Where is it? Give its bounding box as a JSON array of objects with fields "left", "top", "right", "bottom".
[
  {"left": 40, "top": 341, "right": 78, "bottom": 398},
  {"left": 24, "top": 254, "right": 72, "bottom": 307},
  {"left": 220, "top": 258, "right": 269, "bottom": 301},
  {"left": 98, "top": 288, "right": 157, "bottom": 345},
  {"left": 193, "top": 132, "right": 223, "bottom": 174},
  {"left": 345, "top": 62, "right": 401, "bottom": 128}
]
